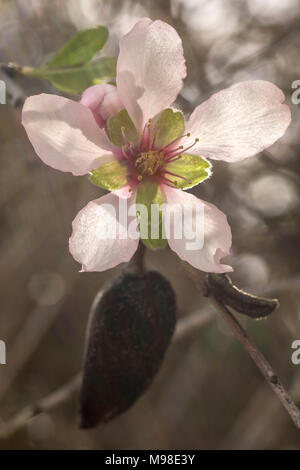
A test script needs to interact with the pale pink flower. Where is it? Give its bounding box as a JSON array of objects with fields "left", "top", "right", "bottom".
[{"left": 22, "top": 18, "right": 291, "bottom": 273}]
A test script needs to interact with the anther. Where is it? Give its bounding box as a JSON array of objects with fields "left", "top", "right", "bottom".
[{"left": 165, "top": 136, "right": 200, "bottom": 161}]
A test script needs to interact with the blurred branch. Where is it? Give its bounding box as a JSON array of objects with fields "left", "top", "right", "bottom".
[
  {"left": 0, "top": 306, "right": 214, "bottom": 440},
  {"left": 0, "top": 374, "right": 81, "bottom": 440},
  {"left": 0, "top": 258, "right": 78, "bottom": 403},
  {"left": 221, "top": 21, "right": 299, "bottom": 81},
  {"left": 220, "top": 375, "right": 300, "bottom": 449},
  {"left": 0, "top": 66, "right": 27, "bottom": 108},
  {"left": 174, "top": 308, "right": 215, "bottom": 341},
  {"left": 182, "top": 262, "right": 300, "bottom": 429}
]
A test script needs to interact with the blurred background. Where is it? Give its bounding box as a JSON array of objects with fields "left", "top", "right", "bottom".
[{"left": 0, "top": 0, "right": 300, "bottom": 450}]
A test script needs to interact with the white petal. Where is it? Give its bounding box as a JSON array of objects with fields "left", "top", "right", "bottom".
[
  {"left": 69, "top": 192, "right": 139, "bottom": 272},
  {"left": 22, "top": 94, "right": 116, "bottom": 175},
  {"left": 185, "top": 81, "right": 291, "bottom": 162},
  {"left": 116, "top": 18, "right": 186, "bottom": 131},
  {"left": 163, "top": 186, "right": 232, "bottom": 273}
]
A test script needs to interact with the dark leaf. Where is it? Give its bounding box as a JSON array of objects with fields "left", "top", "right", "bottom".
[{"left": 207, "top": 273, "right": 279, "bottom": 319}]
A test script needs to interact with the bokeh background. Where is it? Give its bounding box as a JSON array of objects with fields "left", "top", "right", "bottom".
[{"left": 0, "top": 0, "right": 300, "bottom": 450}]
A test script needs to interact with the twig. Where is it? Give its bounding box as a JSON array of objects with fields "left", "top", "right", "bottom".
[
  {"left": 211, "top": 297, "right": 300, "bottom": 429},
  {"left": 182, "top": 263, "right": 300, "bottom": 429},
  {"left": 0, "top": 373, "right": 81, "bottom": 439}
]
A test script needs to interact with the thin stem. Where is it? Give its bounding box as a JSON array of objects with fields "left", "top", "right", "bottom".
[
  {"left": 125, "top": 241, "right": 146, "bottom": 276},
  {"left": 210, "top": 296, "right": 300, "bottom": 429},
  {"left": 182, "top": 262, "right": 300, "bottom": 429}
]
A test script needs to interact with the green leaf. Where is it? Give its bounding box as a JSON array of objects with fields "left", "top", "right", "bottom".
[
  {"left": 47, "top": 26, "right": 108, "bottom": 68},
  {"left": 151, "top": 108, "right": 185, "bottom": 149},
  {"left": 89, "top": 160, "right": 128, "bottom": 190},
  {"left": 136, "top": 181, "right": 167, "bottom": 250},
  {"left": 165, "top": 154, "right": 211, "bottom": 189},
  {"left": 20, "top": 25, "right": 116, "bottom": 94},
  {"left": 22, "top": 57, "right": 117, "bottom": 94},
  {"left": 107, "top": 109, "right": 138, "bottom": 148}
]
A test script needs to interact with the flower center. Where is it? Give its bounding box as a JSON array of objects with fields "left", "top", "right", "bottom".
[
  {"left": 135, "top": 150, "right": 164, "bottom": 177},
  {"left": 118, "top": 117, "right": 200, "bottom": 187}
]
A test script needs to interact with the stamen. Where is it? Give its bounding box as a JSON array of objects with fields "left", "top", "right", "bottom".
[
  {"left": 164, "top": 170, "right": 192, "bottom": 184},
  {"left": 165, "top": 138, "right": 200, "bottom": 161},
  {"left": 121, "top": 126, "right": 131, "bottom": 148},
  {"left": 150, "top": 124, "right": 159, "bottom": 150},
  {"left": 121, "top": 145, "right": 130, "bottom": 160},
  {"left": 163, "top": 132, "right": 192, "bottom": 153},
  {"left": 165, "top": 155, "right": 182, "bottom": 164},
  {"left": 159, "top": 176, "right": 179, "bottom": 188},
  {"left": 140, "top": 121, "right": 150, "bottom": 151}
]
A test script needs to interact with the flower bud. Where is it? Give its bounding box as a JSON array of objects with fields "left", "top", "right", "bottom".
[{"left": 80, "top": 84, "right": 123, "bottom": 128}]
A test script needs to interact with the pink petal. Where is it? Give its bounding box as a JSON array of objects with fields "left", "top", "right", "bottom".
[
  {"left": 22, "top": 94, "right": 116, "bottom": 175},
  {"left": 116, "top": 18, "right": 186, "bottom": 131},
  {"left": 80, "top": 84, "right": 123, "bottom": 128},
  {"left": 162, "top": 186, "right": 233, "bottom": 273},
  {"left": 185, "top": 80, "right": 291, "bottom": 162},
  {"left": 69, "top": 192, "right": 139, "bottom": 272}
]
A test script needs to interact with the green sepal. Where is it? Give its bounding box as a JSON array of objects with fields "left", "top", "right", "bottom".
[
  {"left": 151, "top": 108, "right": 185, "bottom": 149},
  {"left": 107, "top": 109, "right": 138, "bottom": 148},
  {"left": 165, "top": 154, "right": 211, "bottom": 189},
  {"left": 136, "top": 181, "right": 167, "bottom": 250},
  {"left": 89, "top": 160, "right": 128, "bottom": 190}
]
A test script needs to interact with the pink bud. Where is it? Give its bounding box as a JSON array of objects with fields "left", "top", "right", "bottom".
[{"left": 80, "top": 84, "right": 123, "bottom": 128}]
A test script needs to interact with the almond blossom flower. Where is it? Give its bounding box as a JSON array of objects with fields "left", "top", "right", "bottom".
[{"left": 22, "top": 18, "right": 291, "bottom": 273}]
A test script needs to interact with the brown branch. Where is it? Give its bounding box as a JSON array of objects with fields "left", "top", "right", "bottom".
[
  {"left": 0, "top": 373, "right": 81, "bottom": 439},
  {"left": 182, "top": 262, "right": 300, "bottom": 429}
]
